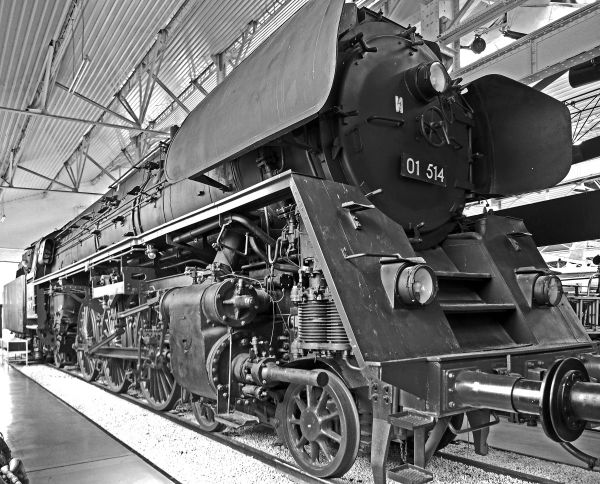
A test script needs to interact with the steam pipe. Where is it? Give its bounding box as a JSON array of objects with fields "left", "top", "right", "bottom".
[
  {"left": 260, "top": 365, "right": 329, "bottom": 387},
  {"left": 171, "top": 214, "right": 275, "bottom": 248},
  {"left": 161, "top": 258, "right": 209, "bottom": 270},
  {"left": 171, "top": 219, "right": 221, "bottom": 245},
  {"left": 228, "top": 214, "right": 276, "bottom": 246}
]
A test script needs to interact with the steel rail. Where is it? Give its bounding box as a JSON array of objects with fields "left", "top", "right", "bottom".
[
  {"left": 436, "top": 451, "right": 563, "bottom": 484},
  {"left": 29, "top": 364, "right": 330, "bottom": 484}
]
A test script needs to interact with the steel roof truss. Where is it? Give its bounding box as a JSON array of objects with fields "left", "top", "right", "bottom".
[{"left": 55, "top": 81, "right": 139, "bottom": 127}]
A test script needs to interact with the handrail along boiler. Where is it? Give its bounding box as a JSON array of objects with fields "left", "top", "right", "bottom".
[{"left": 4, "top": 1, "right": 600, "bottom": 482}]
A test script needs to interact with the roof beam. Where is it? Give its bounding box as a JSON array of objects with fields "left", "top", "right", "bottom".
[
  {"left": 453, "top": 2, "right": 600, "bottom": 84},
  {"left": 152, "top": 74, "right": 190, "bottom": 114},
  {"left": 0, "top": 105, "right": 169, "bottom": 135},
  {"left": 445, "top": 0, "right": 478, "bottom": 31},
  {"left": 24, "top": 1, "right": 194, "bottom": 200},
  {"left": 84, "top": 152, "right": 117, "bottom": 182},
  {"left": 17, "top": 165, "right": 74, "bottom": 190},
  {"left": 437, "top": 0, "right": 529, "bottom": 44},
  {"left": 0, "top": 185, "right": 103, "bottom": 196},
  {"left": 55, "top": 81, "right": 139, "bottom": 127}
]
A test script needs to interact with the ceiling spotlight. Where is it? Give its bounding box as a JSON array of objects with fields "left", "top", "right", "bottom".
[{"left": 461, "top": 35, "right": 486, "bottom": 54}]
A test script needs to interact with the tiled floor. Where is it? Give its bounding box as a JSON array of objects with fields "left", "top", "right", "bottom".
[{"left": 0, "top": 363, "right": 172, "bottom": 484}]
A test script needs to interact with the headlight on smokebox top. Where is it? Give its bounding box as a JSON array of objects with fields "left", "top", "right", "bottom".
[
  {"left": 396, "top": 264, "right": 438, "bottom": 306},
  {"left": 533, "top": 275, "right": 563, "bottom": 307},
  {"left": 406, "top": 61, "right": 450, "bottom": 101},
  {"left": 429, "top": 62, "right": 449, "bottom": 94}
]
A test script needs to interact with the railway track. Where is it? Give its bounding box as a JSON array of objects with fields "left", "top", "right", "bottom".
[
  {"left": 16, "top": 363, "right": 331, "bottom": 484},
  {"left": 13, "top": 363, "right": 595, "bottom": 484}
]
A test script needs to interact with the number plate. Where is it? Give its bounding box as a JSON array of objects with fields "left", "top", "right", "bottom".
[{"left": 400, "top": 154, "right": 447, "bottom": 187}]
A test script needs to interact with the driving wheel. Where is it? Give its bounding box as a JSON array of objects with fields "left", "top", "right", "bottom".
[
  {"left": 281, "top": 371, "right": 360, "bottom": 478},
  {"left": 104, "top": 358, "right": 130, "bottom": 393},
  {"left": 140, "top": 364, "right": 181, "bottom": 411},
  {"left": 76, "top": 297, "right": 102, "bottom": 382}
]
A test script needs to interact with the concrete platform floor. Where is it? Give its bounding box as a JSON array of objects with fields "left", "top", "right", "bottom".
[
  {"left": 462, "top": 419, "right": 600, "bottom": 468},
  {"left": 0, "top": 363, "right": 173, "bottom": 484}
]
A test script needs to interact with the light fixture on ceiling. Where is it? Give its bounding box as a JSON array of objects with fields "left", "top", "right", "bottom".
[
  {"left": 461, "top": 35, "right": 486, "bottom": 54},
  {"left": 69, "top": 55, "right": 91, "bottom": 93},
  {"left": 1, "top": 213, "right": 5, "bottom": 223}
]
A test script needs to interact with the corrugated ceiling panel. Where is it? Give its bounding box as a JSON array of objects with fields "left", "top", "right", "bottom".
[
  {"left": 0, "top": 0, "right": 70, "bottom": 183},
  {"left": 151, "top": 0, "right": 309, "bottom": 131},
  {"left": 126, "top": 0, "right": 271, "bottom": 123},
  {"left": 13, "top": 0, "right": 181, "bottom": 193}
]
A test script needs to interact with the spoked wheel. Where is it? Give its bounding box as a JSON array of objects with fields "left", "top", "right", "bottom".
[
  {"left": 140, "top": 365, "right": 181, "bottom": 411},
  {"left": 104, "top": 358, "right": 130, "bottom": 393},
  {"left": 192, "top": 399, "right": 225, "bottom": 432},
  {"left": 77, "top": 351, "right": 98, "bottom": 381},
  {"left": 281, "top": 371, "right": 360, "bottom": 478},
  {"left": 76, "top": 298, "right": 103, "bottom": 382}
]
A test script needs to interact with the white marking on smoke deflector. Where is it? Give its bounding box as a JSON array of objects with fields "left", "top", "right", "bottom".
[{"left": 395, "top": 95, "right": 403, "bottom": 113}]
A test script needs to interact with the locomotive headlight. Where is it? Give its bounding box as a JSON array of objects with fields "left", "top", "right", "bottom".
[
  {"left": 396, "top": 264, "right": 438, "bottom": 306},
  {"left": 405, "top": 62, "right": 450, "bottom": 101},
  {"left": 533, "top": 275, "right": 563, "bottom": 307},
  {"left": 429, "top": 62, "right": 449, "bottom": 93},
  {"left": 145, "top": 243, "right": 158, "bottom": 260}
]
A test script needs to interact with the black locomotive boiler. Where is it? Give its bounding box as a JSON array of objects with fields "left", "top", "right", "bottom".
[{"left": 4, "top": 1, "right": 600, "bottom": 482}]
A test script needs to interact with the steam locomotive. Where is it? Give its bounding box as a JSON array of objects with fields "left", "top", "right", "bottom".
[{"left": 4, "top": 1, "right": 600, "bottom": 482}]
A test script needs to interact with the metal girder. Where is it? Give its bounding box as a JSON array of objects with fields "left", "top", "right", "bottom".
[
  {"left": 0, "top": 185, "right": 103, "bottom": 196},
  {"left": 84, "top": 153, "right": 117, "bottom": 182},
  {"left": 0, "top": 105, "right": 169, "bottom": 135},
  {"left": 139, "top": 44, "right": 166, "bottom": 125},
  {"left": 55, "top": 81, "right": 139, "bottom": 127},
  {"left": 445, "top": 0, "right": 478, "bottom": 31},
  {"left": 213, "top": 53, "right": 226, "bottom": 84},
  {"left": 0, "top": 0, "right": 83, "bottom": 191},
  {"left": 454, "top": 2, "right": 600, "bottom": 84},
  {"left": 191, "top": 79, "right": 208, "bottom": 96},
  {"left": 21, "top": 2, "right": 188, "bottom": 201},
  {"left": 152, "top": 74, "right": 190, "bottom": 114},
  {"left": 494, "top": 190, "right": 600, "bottom": 246},
  {"left": 116, "top": 95, "right": 141, "bottom": 125},
  {"left": 437, "top": 0, "right": 528, "bottom": 44},
  {"left": 17, "top": 165, "right": 73, "bottom": 190}
]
